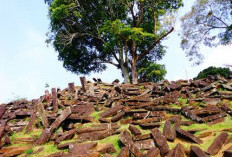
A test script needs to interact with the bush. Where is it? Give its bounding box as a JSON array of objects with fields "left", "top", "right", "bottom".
[{"left": 194, "top": 66, "right": 232, "bottom": 80}]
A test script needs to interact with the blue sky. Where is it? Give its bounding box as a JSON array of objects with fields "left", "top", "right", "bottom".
[{"left": 0, "top": 0, "right": 231, "bottom": 103}]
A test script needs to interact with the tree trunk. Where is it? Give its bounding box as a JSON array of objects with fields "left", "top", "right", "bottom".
[
  {"left": 132, "top": 57, "right": 138, "bottom": 84},
  {"left": 120, "top": 63, "right": 130, "bottom": 84}
]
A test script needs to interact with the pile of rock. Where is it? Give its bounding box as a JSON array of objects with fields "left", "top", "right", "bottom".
[{"left": 0, "top": 75, "right": 232, "bottom": 156}]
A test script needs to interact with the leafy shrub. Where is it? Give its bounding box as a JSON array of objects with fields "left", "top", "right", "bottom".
[{"left": 194, "top": 66, "right": 232, "bottom": 80}]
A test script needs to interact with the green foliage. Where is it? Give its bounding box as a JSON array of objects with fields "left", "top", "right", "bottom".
[
  {"left": 138, "top": 61, "right": 167, "bottom": 82},
  {"left": 26, "top": 149, "right": 33, "bottom": 155},
  {"left": 181, "top": 0, "right": 232, "bottom": 64},
  {"left": 194, "top": 66, "right": 232, "bottom": 80},
  {"left": 45, "top": 0, "right": 183, "bottom": 82}
]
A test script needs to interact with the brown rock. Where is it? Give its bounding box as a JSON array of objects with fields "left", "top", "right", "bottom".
[
  {"left": 78, "top": 129, "right": 120, "bottom": 141},
  {"left": 48, "top": 152, "right": 65, "bottom": 157},
  {"left": 133, "top": 134, "right": 151, "bottom": 141},
  {"left": 38, "top": 102, "right": 49, "bottom": 128},
  {"left": 68, "top": 82, "right": 76, "bottom": 93},
  {"left": 69, "top": 142, "right": 98, "bottom": 156},
  {"left": 201, "top": 112, "right": 227, "bottom": 123},
  {"left": 52, "top": 88, "right": 58, "bottom": 112},
  {"left": 96, "top": 143, "right": 116, "bottom": 154},
  {"left": 190, "top": 146, "right": 208, "bottom": 157},
  {"left": 69, "top": 114, "right": 94, "bottom": 122},
  {"left": 135, "top": 117, "right": 161, "bottom": 124},
  {"left": 25, "top": 111, "right": 37, "bottom": 133},
  {"left": 50, "top": 107, "right": 72, "bottom": 133},
  {"left": 163, "top": 120, "right": 176, "bottom": 141},
  {"left": 2, "top": 146, "right": 31, "bottom": 157},
  {"left": 103, "top": 153, "right": 113, "bottom": 157},
  {"left": 71, "top": 104, "right": 94, "bottom": 116},
  {"left": 134, "top": 139, "right": 155, "bottom": 150},
  {"left": 120, "top": 118, "right": 132, "bottom": 124},
  {"left": 151, "top": 128, "right": 169, "bottom": 156},
  {"left": 80, "top": 77, "right": 87, "bottom": 92},
  {"left": 0, "top": 121, "right": 6, "bottom": 139},
  {"left": 129, "top": 124, "right": 141, "bottom": 136},
  {"left": 3, "top": 134, "right": 11, "bottom": 146},
  {"left": 36, "top": 128, "right": 51, "bottom": 145},
  {"left": 176, "top": 127, "right": 203, "bottom": 144},
  {"left": 207, "top": 132, "right": 228, "bottom": 155},
  {"left": 45, "top": 89, "right": 51, "bottom": 104},
  {"left": 207, "top": 117, "right": 224, "bottom": 125},
  {"left": 198, "top": 131, "right": 212, "bottom": 138},
  {"left": 145, "top": 147, "right": 160, "bottom": 157},
  {"left": 55, "top": 129, "right": 76, "bottom": 144},
  {"left": 57, "top": 142, "right": 77, "bottom": 150},
  {"left": 0, "top": 105, "right": 6, "bottom": 119},
  {"left": 119, "top": 130, "right": 143, "bottom": 157},
  {"left": 167, "top": 143, "right": 185, "bottom": 157},
  {"left": 139, "top": 122, "right": 161, "bottom": 129},
  {"left": 100, "top": 105, "right": 124, "bottom": 118},
  {"left": 117, "top": 146, "right": 129, "bottom": 157},
  {"left": 111, "top": 111, "right": 125, "bottom": 122}
]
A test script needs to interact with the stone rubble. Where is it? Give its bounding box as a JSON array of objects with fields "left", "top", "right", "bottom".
[{"left": 0, "top": 75, "right": 232, "bottom": 156}]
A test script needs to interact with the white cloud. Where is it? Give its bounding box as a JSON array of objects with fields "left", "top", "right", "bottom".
[{"left": 201, "top": 45, "right": 232, "bottom": 69}]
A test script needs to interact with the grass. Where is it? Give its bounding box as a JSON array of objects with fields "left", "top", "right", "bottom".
[
  {"left": 170, "top": 103, "right": 182, "bottom": 109},
  {"left": 10, "top": 129, "right": 42, "bottom": 142},
  {"left": 178, "top": 98, "right": 188, "bottom": 104},
  {"left": 19, "top": 143, "right": 66, "bottom": 157},
  {"left": 90, "top": 111, "right": 102, "bottom": 120},
  {"left": 181, "top": 115, "right": 232, "bottom": 133}
]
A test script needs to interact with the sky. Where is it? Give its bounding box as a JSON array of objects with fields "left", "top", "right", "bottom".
[{"left": 0, "top": 0, "right": 231, "bottom": 103}]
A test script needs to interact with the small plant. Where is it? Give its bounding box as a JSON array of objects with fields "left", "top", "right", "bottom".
[
  {"left": 26, "top": 149, "right": 33, "bottom": 155},
  {"left": 45, "top": 83, "right": 50, "bottom": 88}
]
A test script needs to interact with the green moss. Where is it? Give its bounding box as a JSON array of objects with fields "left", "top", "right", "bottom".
[
  {"left": 139, "top": 85, "right": 144, "bottom": 90},
  {"left": 170, "top": 104, "right": 181, "bottom": 109},
  {"left": 90, "top": 111, "right": 101, "bottom": 120},
  {"left": 120, "top": 124, "right": 129, "bottom": 130},
  {"left": 59, "top": 138, "right": 77, "bottom": 145},
  {"left": 178, "top": 98, "right": 188, "bottom": 104},
  {"left": 28, "top": 143, "right": 65, "bottom": 157}
]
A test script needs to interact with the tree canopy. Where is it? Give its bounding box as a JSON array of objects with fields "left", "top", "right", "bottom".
[
  {"left": 45, "top": 0, "right": 183, "bottom": 84},
  {"left": 194, "top": 66, "right": 232, "bottom": 80},
  {"left": 181, "top": 0, "right": 232, "bottom": 65}
]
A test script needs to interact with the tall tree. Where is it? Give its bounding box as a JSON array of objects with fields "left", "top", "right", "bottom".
[
  {"left": 45, "top": 0, "right": 183, "bottom": 84},
  {"left": 181, "top": 0, "right": 232, "bottom": 65}
]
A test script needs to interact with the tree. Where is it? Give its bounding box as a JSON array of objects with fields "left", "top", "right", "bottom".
[
  {"left": 45, "top": 0, "right": 183, "bottom": 84},
  {"left": 181, "top": 0, "right": 232, "bottom": 65},
  {"left": 138, "top": 61, "right": 167, "bottom": 82},
  {"left": 194, "top": 66, "right": 232, "bottom": 80}
]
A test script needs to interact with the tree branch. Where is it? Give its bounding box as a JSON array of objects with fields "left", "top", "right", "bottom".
[
  {"left": 136, "top": 1, "right": 144, "bottom": 26},
  {"left": 96, "top": 60, "right": 119, "bottom": 67},
  {"left": 125, "top": 0, "right": 136, "bottom": 26},
  {"left": 138, "top": 27, "right": 174, "bottom": 60},
  {"left": 58, "top": 31, "right": 120, "bottom": 64}
]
